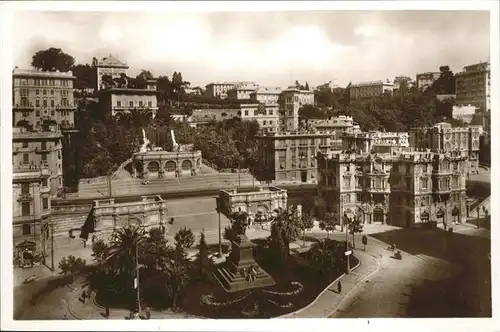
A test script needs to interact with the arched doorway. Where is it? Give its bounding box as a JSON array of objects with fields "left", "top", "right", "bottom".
[
  {"left": 147, "top": 161, "right": 160, "bottom": 173},
  {"left": 373, "top": 207, "right": 384, "bottom": 224},
  {"left": 181, "top": 160, "right": 192, "bottom": 171},
  {"left": 165, "top": 161, "right": 176, "bottom": 173},
  {"left": 436, "top": 209, "right": 445, "bottom": 227},
  {"left": 452, "top": 206, "right": 460, "bottom": 224}
]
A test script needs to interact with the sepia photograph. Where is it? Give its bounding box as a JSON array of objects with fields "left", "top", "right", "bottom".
[{"left": 0, "top": 1, "right": 498, "bottom": 331}]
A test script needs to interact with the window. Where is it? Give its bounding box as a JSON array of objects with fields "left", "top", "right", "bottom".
[
  {"left": 269, "top": 110, "right": 273, "bottom": 115},
  {"left": 22, "top": 223, "right": 31, "bottom": 235},
  {"left": 58, "top": 151, "right": 61, "bottom": 159},
  {"left": 50, "top": 89, "right": 54, "bottom": 95},
  {"left": 51, "top": 110, "right": 55, "bottom": 116},
  {"left": 35, "top": 99, "right": 40, "bottom": 107},
  {"left": 148, "top": 101, "right": 152, "bottom": 107},
  {"left": 129, "top": 101, "right": 134, "bottom": 107},
  {"left": 22, "top": 202, "right": 30, "bottom": 217},
  {"left": 244, "top": 110, "right": 249, "bottom": 116},
  {"left": 21, "top": 97, "right": 29, "bottom": 106},
  {"left": 42, "top": 179, "right": 48, "bottom": 187},
  {"left": 43, "top": 99, "right": 47, "bottom": 107},
  {"left": 42, "top": 198, "right": 49, "bottom": 209},
  {"left": 21, "top": 183, "right": 29, "bottom": 194},
  {"left": 139, "top": 101, "right": 143, "bottom": 107},
  {"left": 43, "top": 89, "right": 47, "bottom": 95},
  {"left": 343, "top": 177, "right": 351, "bottom": 188},
  {"left": 22, "top": 142, "right": 28, "bottom": 148},
  {"left": 36, "top": 89, "right": 39, "bottom": 95},
  {"left": 117, "top": 100, "right": 122, "bottom": 107},
  {"left": 356, "top": 193, "right": 362, "bottom": 202},
  {"left": 41, "top": 153, "right": 47, "bottom": 161},
  {"left": 23, "top": 153, "right": 29, "bottom": 164}
]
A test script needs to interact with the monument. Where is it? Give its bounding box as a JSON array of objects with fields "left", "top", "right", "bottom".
[
  {"left": 213, "top": 194, "right": 277, "bottom": 292},
  {"left": 132, "top": 128, "right": 202, "bottom": 179}
]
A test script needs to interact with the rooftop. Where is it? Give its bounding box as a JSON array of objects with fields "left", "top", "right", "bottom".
[
  {"left": 351, "top": 80, "right": 394, "bottom": 87},
  {"left": 94, "top": 55, "right": 129, "bottom": 68},
  {"left": 12, "top": 68, "right": 76, "bottom": 79}
]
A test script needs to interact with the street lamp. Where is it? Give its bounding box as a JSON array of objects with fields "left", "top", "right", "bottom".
[
  {"left": 344, "top": 212, "right": 351, "bottom": 275},
  {"left": 215, "top": 196, "right": 222, "bottom": 257}
]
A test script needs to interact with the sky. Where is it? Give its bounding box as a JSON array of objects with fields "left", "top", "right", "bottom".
[{"left": 12, "top": 9, "right": 490, "bottom": 88}]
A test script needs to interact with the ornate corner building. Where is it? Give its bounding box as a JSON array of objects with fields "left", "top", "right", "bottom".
[{"left": 317, "top": 148, "right": 468, "bottom": 228}]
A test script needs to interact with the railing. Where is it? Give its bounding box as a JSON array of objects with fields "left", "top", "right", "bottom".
[{"left": 13, "top": 163, "right": 50, "bottom": 173}]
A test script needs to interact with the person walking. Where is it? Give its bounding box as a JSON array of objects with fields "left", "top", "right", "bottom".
[
  {"left": 362, "top": 235, "right": 368, "bottom": 251},
  {"left": 337, "top": 280, "right": 342, "bottom": 293}
]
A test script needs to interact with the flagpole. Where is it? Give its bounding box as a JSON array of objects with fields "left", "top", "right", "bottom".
[{"left": 136, "top": 232, "right": 141, "bottom": 314}]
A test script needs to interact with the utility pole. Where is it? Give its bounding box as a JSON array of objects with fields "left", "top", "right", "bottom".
[
  {"left": 345, "top": 214, "right": 350, "bottom": 275},
  {"left": 215, "top": 196, "right": 222, "bottom": 257},
  {"left": 135, "top": 232, "right": 141, "bottom": 314},
  {"left": 51, "top": 222, "right": 55, "bottom": 271}
]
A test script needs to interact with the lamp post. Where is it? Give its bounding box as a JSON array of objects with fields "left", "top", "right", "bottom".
[
  {"left": 215, "top": 196, "right": 222, "bottom": 257},
  {"left": 344, "top": 213, "right": 351, "bottom": 275}
]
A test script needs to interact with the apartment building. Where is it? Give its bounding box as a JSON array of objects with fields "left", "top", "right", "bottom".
[
  {"left": 256, "top": 130, "right": 338, "bottom": 183},
  {"left": 408, "top": 122, "right": 482, "bottom": 174},
  {"left": 279, "top": 87, "right": 315, "bottom": 131},
  {"left": 416, "top": 72, "right": 440, "bottom": 91},
  {"left": 455, "top": 61, "right": 491, "bottom": 112},
  {"left": 240, "top": 103, "right": 280, "bottom": 133},
  {"left": 227, "top": 82, "right": 259, "bottom": 100},
  {"left": 349, "top": 80, "right": 393, "bottom": 100},
  {"left": 184, "top": 86, "right": 203, "bottom": 95},
  {"left": 250, "top": 87, "right": 282, "bottom": 105},
  {"left": 342, "top": 131, "right": 409, "bottom": 153},
  {"left": 92, "top": 55, "right": 129, "bottom": 91},
  {"left": 317, "top": 148, "right": 468, "bottom": 228},
  {"left": 12, "top": 68, "right": 77, "bottom": 130},
  {"left": 13, "top": 162, "right": 53, "bottom": 266},
  {"left": 99, "top": 87, "right": 159, "bottom": 117}
]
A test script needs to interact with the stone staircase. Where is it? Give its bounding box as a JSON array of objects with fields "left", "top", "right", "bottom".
[{"left": 214, "top": 262, "right": 275, "bottom": 292}]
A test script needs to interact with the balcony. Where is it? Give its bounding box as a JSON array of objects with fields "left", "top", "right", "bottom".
[
  {"left": 13, "top": 163, "right": 51, "bottom": 180},
  {"left": 13, "top": 103, "right": 35, "bottom": 110},
  {"left": 18, "top": 193, "right": 33, "bottom": 201},
  {"left": 56, "top": 104, "right": 77, "bottom": 110},
  {"left": 367, "top": 187, "right": 391, "bottom": 194},
  {"left": 35, "top": 145, "right": 51, "bottom": 153}
]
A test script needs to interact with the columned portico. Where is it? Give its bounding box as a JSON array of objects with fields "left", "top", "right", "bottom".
[{"left": 132, "top": 150, "right": 202, "bottom": 180}]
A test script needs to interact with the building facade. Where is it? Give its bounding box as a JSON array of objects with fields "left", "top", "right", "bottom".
[
  {"left": 317, "top": 149, "right": 468, "bottom": 228},
  {"left": 409, "top": 122, "right": 481, "bottom": 174},
  {"left": 416, "top": 72, "right": 440, "bottom": 91},
  {"left": 218, "top": 186, "right": 288, "bottom": 222},
  {"left": 132, "top": 148, "right": 202, "bottom": 179},
  {"left": 12, "top": 68, "right": 76, "bottom": 130},
  {"left": 12, "top": 163, "right": 52, "bottom": 266},
  {"left": 85, "top": 195, "right": 169, "bottom": 240},
  {"left": 455, "top": 61, "right": 491, "bottom": 112},
  {"left": 99, "top": 88, "right": 159, "bottom": 117},
  {"left": 256, "top": 130, "right": 340, "bottom": 183},
  {"left": 250, "top": 87, "right": 282, "bottom": 105},
  {"left": 240, "top": 103, "right": 280, "bottom": 133},
  {"left": 279, "top": 88, "right": 315, "bottom": 131},
  {"left": 204, "top": 82, "right": 237, "bottom": 99},
  {"left": 342, "top": 131, "right": 409, "bottom": 153},
  {"left": 227, "top": 82, "right": 259, "bottom": 100},
  {"left": 12, "top": 127, "right": 64, "bottom": 195},
  {"left": 349, "top": 81, "right": 394, "bottom": 100},
  {"left": 92, "top": 55, "right": 129, "bottom": 91}
]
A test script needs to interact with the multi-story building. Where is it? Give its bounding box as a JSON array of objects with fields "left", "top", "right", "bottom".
[
  {"left": 416, "top": 72, "right": 440, "bottom": 91},
  {"left": 12, "top": 160, "right": 52, "bottom": 266},
  {"left": 256, "top": 130, "right": 339, "bottom": 183},
  {"left": 408, "top": 122, "right": 482, "bottom": 174},
  {"left": 250, "top": 87, "right": 282, "bottom": 105},
  {"left": 317, "top": 148, "right": 468, "bottom": 228},
  {"left": 349, "top": 80, "right": 393, "bottom": 100},
  {"left": 455, "top": 61, "right": 491, "bottom": 112},
  {"left": 12, "top": 126, "right": 64, "bottom": 195},
  {"left": 342, "top": 131, "right": 409, "bottom": 153},
  {"left": 184, "top": 86, "right": 203, "bottom": 95},
  {"left": 12, "top": 68, "right": 77, "bottom": 130},
  {"left": 99, "top": 87, "right": 159, "bottom": 118},
  {"left": 227, "top": 82, "right": 259, "bottom": 100},
  {"left": 279, "top": 87, "right": 315, "bottom": 131},
  {"left": 240, "top": 103, "right": 280, "bottom": 133},
  {"left": 315, "top": 81, "right": 337, "bottom": 92},
  {"left": 92, "top": 55, "right": 129, "bottom": 91}
]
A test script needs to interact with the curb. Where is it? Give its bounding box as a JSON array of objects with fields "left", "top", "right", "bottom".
[{"left": 277, "top": 255, "right": 362, "bottom": 318}]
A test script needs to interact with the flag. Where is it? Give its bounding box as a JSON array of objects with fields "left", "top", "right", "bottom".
[{"left": 80, "top": 207, "right": 95, "bottom": 240}]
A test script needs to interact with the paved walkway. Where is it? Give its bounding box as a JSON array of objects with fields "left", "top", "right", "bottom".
[{"left": 280, "top": 249, "right": 380, "bottom": 318}]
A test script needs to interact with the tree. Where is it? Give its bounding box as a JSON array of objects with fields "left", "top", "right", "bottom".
[
  {"left": 319, "top": 212, "right": 337, "bottom": 238},
  {"left": 31, "top": 48, "right": 75, "bottom": 72},
  {"left": 91, "top": 239, "right": 109, "bottom": 269},
  {"left": 347, "top": 213, "right": 364, "bottom": 249},
  {"left": 193, "top": 231, "right": 212, "bottom": 281},
  {"left": 174, "top": 227, "right": 195, "bottom": 250},
  {"left": 309, "top": 238, "right": 342, "bottom": 276},
  {"left": 298, "top": 212, "right": 314, "bottom": 247},
  {"left": 58, "top": 255, "right": 86, "bottom": 275},
  {"left": 269, "top": 206, "right": 302, "bottom": 264},
  {"left": 432, "top": 65, "right": 456, "bottom": 95}
]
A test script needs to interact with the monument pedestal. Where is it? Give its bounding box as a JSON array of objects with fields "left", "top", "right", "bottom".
[{"left": 214, "top": 236, "right": 275, "bottom": 292}]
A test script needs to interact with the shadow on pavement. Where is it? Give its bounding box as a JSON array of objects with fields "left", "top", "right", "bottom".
[{"left": 371, "top": 228, "right": 491, "bottom": 317}]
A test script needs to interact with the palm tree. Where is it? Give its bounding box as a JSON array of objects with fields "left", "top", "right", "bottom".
[
  {"left": 309, "top": 239, "right": 341, "bottom": 276},
  {"left": 270, "top": 206, "right": 302, "bottom": 263}
]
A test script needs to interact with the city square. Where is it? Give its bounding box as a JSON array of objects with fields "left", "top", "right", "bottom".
[{"left": 3, "top": 4, "right": 495, "bottom": 328}]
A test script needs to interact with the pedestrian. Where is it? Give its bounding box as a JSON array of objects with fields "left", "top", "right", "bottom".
[
  {"left": 105, "top": 306, "right": 110, "bottom": 319},
  {"left": 362, "top": 235, "right": 368, "bottom": 251},
  {"left": 337, "top": 280, "right": 342, "bottom": 293}
]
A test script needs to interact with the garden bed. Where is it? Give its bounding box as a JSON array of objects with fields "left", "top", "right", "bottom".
[{"left": 179, "top": 243, "right": 358, "bottom": 318}]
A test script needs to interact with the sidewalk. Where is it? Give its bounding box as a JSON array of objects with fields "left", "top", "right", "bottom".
[
  {"left": 68, "top": 289, "right": 202, "bottom": 320},
  {"left": 280, "top": 248, "right": 380, "bottom": 318}
]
